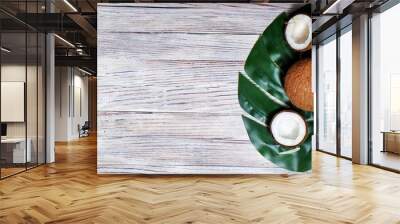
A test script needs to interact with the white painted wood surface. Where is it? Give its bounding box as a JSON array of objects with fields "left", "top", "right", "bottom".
[{"left": 97, "top": 3, "right": 291, "bottom": 174}]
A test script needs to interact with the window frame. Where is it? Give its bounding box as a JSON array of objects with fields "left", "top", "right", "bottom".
[
  {"left": 367, "top": 0, "right": 400, "bottom": 173},
  {"left": 315, "top": 23, "right": 353, "bottom": 160}
]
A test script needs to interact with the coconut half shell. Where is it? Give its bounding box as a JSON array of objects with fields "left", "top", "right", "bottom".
[
  {"left": 285, "top": 14, "right": 312, "bottom": 52},
  {"left": 284, "top": 58, "right": 313, "bottom": 112},
  {"left": 269, "top": 110, "right": 307, "bottom": 148}
]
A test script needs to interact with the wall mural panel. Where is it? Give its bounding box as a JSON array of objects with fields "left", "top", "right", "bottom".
[{"left": 97, "top": 3, "right": 311, "bottom": 174}]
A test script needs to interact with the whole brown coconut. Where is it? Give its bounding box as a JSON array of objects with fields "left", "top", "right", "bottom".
[{"left": 284, "top": 58, "right": 313, "bottom": 112}]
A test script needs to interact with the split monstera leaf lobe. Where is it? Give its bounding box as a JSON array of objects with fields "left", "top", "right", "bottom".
[
  {"left": 244, "top": 13, "right": 297, "bottom": 104},
  {"left": 238, "top": 72, "right": 288, "bottom": 124},
  {"left": 242, "top": 115, "right": 312, "bottom": 172},
  {"left": 238, "top": 9, "right": 313, "bottom": 172}
]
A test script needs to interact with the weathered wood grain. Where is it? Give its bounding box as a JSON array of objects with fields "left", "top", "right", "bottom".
[
  {"left": 98, "top": 111, "right": 248, "bottom": 140},
  {"left": 98, "top": 33, "right": 258, "bottom": 61},
  {"left": 98, "top": 3, "right": 292, "bottom": 34},
  {"left": 97, "top": 111, "right": 288, "bottom": 174},
  {"left": 97, "top": 3, "right": 291, "bottom": 174},
  {"left": 98, "top": 60, "right": 243, "bottom": 112}
]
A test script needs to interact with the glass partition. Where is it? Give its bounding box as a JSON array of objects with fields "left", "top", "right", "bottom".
[
  {"left": 0, "top": 30, "right": 28, "bottom": 177},
  {"left": 37, "top": 0, "right": 46, "bottom": 165},
  {"left": 27, "top": 30, "right": 38, "bottom": 169},
  {"left": 0, "top": 2, "right": 46, "bottom": 179},
  {"left": 38, "top": 32, "right": 45, "bottom": 165},
  {"left": 370, "top": 3, "right": 400, "bottom": 171},
  {"left": 339, "top": 27, "right": 352, "bottom": 158},
  {"left": 317, "top": 36, "right": 337, "bottom": 155},
  {"left": 27, "top": 0, "right": 40, "bottom": 169}
]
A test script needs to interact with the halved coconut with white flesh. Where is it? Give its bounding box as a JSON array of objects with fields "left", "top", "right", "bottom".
[
  {"left": 285, "top": 14, "right": 312, "bottom": 52},
  {"left": 269, "top": 110, "right": 307, "bottom": 147}
]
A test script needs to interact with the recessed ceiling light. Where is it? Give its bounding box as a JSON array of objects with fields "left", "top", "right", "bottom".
[
  {"left": 323, "top": 0, "right": 355, "bottom": 15},
  {"left": 63, "top": 0, "right": 78, "bottom": 12},
  {"left": 54, "top": 34, "right": 75, "bottom": 48},
  {"left": 1, "top": 47, "right": 11, "bottom": 53},
  {"left": 78, "top": 67, "right": 93, "bottom": 76}
]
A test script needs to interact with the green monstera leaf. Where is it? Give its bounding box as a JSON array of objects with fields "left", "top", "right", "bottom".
[
  {"left": 238, "top": 9, "right": 313, "bottom": 172},
  {"left": 242, "top": 116, "right": 312, "bottom": 172}
]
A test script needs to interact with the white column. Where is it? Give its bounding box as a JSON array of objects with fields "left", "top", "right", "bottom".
[
  {"left": 312, "top": 45, "right": 317, "bottom": 150},
  {"left": 45, "top": 0, "right": 56, "bottom": 163},
  {"left": 352, "top": 14, "right": 369, "bottom": 164},
  {"left": 46, "top": 33, "right": 55, "bottom": 163}
]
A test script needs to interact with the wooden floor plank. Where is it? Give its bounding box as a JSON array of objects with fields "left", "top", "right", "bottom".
[{"left": 0, "top": 135, "right": 400, "bottom": 223}]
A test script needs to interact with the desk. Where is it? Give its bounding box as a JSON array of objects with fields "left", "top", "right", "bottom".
[
  {"left": 1, "top": 138, "right": 31, "bottom": 163},
  {"left": 382, "top": 131, "right": 400, "bottom": 154}
]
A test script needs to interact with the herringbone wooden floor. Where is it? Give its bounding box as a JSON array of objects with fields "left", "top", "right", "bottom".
[{"left": 1, "top": 135, "right": 400, "bottom": 224}]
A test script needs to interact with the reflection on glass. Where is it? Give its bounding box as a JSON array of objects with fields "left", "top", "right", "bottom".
[
  {"left": 371, "top": 4, "right": 400, "bottom": 171},
  {"left": 26, "top": 0, "right": 40, "bottom": 169},
  {"left": 38, "top": 33, "right": 46, "bottom": 165},
  {"left": 317, "top": 37, "right": 337, "bottom": 154},
  {"left": 1, "top": 31, "right": 27, "bottom": 177},
  {"left": 340, "top": 29, "right": 352, "bottom": 158},
  {"left": 0, "top": 1, "right": 47, "bottom": 179},
  {"left": 27, "top": 31, "right": 38, "bottom": 169}
]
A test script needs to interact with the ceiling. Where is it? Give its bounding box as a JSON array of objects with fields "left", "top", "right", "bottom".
[
  {"left": 0, "top": 0, "right": 303, "bottom": 75},
  {"left": 1, "top": 0, "right": 388, "bottom": 74},
  {"left": 0, "top": 0, "right": 98, "bottom": 73}
]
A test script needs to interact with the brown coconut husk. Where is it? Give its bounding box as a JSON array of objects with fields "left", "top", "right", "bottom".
[{"left": 284, "top": 58, "right": 313, "bottom": 112}]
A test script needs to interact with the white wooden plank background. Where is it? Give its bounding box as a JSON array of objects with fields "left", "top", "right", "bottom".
[
  {"left": 98, "top": 60, "right": 243, "bottom": 112},
  {"left": 98, "top": 33, "right": 258, "bottom": 61},
  {"left": 97, "top": 3, "right": 292, "bottom": 174},
  {"left": 98, "top": 3, "right": 297, "bottom": 34}
]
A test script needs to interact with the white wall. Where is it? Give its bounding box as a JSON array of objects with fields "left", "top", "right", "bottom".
[
  {"left": 55, "top": 66, "right": 69, "bottom": 141},
  {"left": 71, "top": 73, "right": 89, "bottom": 138},
  {"left": 55, "top": 67, "right": 89, "bottom": 141}
]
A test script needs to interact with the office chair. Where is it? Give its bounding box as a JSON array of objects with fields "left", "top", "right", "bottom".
[{"left": 79, "top": 121, "right": 90, "bottom": 138}]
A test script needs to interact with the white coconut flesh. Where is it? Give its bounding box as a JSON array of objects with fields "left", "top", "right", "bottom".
[
  {"left": 285, "top": 14, "right": 312, "bottom": 52},
  {"left": 270, "top": 111, "right": 307, "bottom": 147}
]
